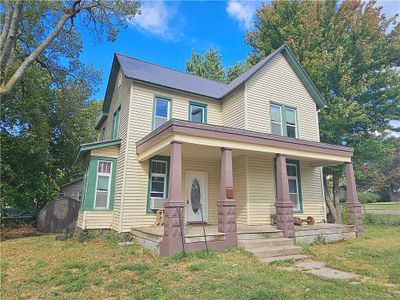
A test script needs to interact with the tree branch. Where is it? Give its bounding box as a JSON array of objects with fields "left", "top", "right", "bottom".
[
  {"left": 0, "top": 0, "right": 82, "bottom": 96},
  {"left": 0, "top": 0, "right": 13, "bottom": 53}
]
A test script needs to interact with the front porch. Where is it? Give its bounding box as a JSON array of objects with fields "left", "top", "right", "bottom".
[
  {"left": 136, "top": 119, "right": 363, "bottom": 256},
  {"left": 131, "top": 223, "right": 357, "bottom": 254}
]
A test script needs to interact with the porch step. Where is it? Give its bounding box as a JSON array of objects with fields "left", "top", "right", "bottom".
[
  {"left": 261, "top": 254, "right": 310, "bottom": 264},
  {"left": 238, "top": 231, "right": 283, "bottom": 240},
  {"left": 238, "top": 238, "right": 294, "bottom": 249},
  {"left": 252, "top": 245, "right": 302, "bottom": 258}
]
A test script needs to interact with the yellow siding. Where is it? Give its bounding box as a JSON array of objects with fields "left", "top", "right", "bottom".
[
  {"left": 245, "top": 53, "right": 320, "bottom": 141},
  {"left": 76, "top": 210, "right": 84, "bottom": 228},
  {"left": 247, "top": 155, "right": 276, "bottom": 224},
  {"left": 91, "top": 145, "right": 120, "bottom": 158},
  {"left": 222, "top": 87, "right": 245, "bottom": 129},
  {"left": 233, "top": 155, "right": 248, "bottom": 224},
  {"left": 83, "top": 211, "right": 113, "bottom": 229},
  {"left": 297, "top": 162, "right": 325, "bottom": 220}
]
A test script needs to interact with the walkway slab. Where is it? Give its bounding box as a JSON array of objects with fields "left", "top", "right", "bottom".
[{"left": 282, "top": 261, "right": 355, "bottom": 280}]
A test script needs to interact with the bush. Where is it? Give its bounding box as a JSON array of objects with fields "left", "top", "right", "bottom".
[{"left": 358, "top": 192, "right": 381, "bottom": 204}]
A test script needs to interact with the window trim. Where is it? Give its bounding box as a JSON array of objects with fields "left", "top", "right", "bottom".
[
  {"left": 93, "top": 160, "right": 113, "bottom": 209},
  {"left": 188, "top": 101, "right": 208, "bottom": 124},
  {"left": 81, "top": 156, "right": 117, "bottom": 211},
  {"left": 152, "top": 96, "right": 172, "bottom": 130},
  {"left": 146, "top": 155, "right": 170, "bottom": 214},
  {"left": 270, "top": 102, "right": 298, "bottom": 138},
  {"left": 273, "top": 159, "right": 303, "bottom": 213},
  {"left": 270, "top": 103, "right": 283, "bottom": 136},
  {"left": 111, "top": 106, "right": 121, "bottom": 139}
]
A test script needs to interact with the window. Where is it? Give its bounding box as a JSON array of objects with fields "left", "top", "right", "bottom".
[
  {"left": 147, "top": 156, "right": 170, "bottom": 213},
  {"left": 287, "top": 163, "right": 301, "bottom": 211},
  {"left": 94, "top": 161, "right": 112, "bottom": 209},
  {"left": 270, "top": 103, "right": 298, "bottom": 138},
  {"left": 100, "top": 127, "right": 106, "bottom": 141},
  {"left": 117, "top": 72, "right": 122, "bottom": 88},
  {"left": 150, "top": 160, "right": 168, "bottom": 198},
  {"left": 189, "top": 102, "right": 207, "bottom": 124},
  {"left": 153, "top": 97, "right": 171, "bottom": 129},
  {"left": 111, "top": 106, "right": 121, "bottom": 139},
  {"left": 270, "top": 104, "right": 282, "bottom": 135}
]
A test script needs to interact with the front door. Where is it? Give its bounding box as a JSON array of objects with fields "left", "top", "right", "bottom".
[{"left": 186, "top": 171, "right": 208, "bottom": 223}]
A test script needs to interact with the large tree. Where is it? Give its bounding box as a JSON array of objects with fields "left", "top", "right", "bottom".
[
  {"left": 0, "top": 0, "right": 140, "bottom": 96},
  {"left": 186, "top": 48, "right": 250, "bottom": 83},
  {"left": 246, "top": 0, "right": 400, "bottom": 222}
]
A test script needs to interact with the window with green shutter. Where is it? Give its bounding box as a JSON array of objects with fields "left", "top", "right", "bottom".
[
  {"left": 270, "top": 103, "right": 298, "bottom": 138},
  {"left": 81, "top": 156, "right": 116, "bottom": 211},
  {"left": 111, "top": 106, "right": 121, "bottom": 139}
]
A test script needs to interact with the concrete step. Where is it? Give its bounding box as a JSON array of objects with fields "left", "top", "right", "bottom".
[
  {"left": 239, "top": 238, "right": 294, "bottom": 249},
  {"left": 261, "top": 254, "right": 310, "bottom": 264},
  {"left": 252, "top": 245, "right": 302, "bottom": 258},
  {"left": 185, "top": 233, "right": 225, "bottom": 244},
  {"left": 238, "top": 231, "right": 283, "bottom": 240}
]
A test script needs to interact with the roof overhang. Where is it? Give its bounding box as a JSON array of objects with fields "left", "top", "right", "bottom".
[
  {"left": 95, "top": 112, "right": 109, "bottom": 130},
  {"left": 75, "top": 139, "right": 121, "bottom": 163},
  {"left": 136, "top": 119, "right": 353, "bottom": 165}
]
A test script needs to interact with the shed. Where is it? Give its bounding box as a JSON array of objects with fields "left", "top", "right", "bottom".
[{"left": 60, "top": 174, "right": 84, "bottom": 201}]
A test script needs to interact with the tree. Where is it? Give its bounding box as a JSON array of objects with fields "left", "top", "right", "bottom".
[
  {"left": 0, "top": 0, "right": 140, "bottom": 96},
  {"left": 246, "top": 0, "right": 400, "bottom": 222},
  {"left": 186, "top": 48, "right": 250, "bottom": 83}
]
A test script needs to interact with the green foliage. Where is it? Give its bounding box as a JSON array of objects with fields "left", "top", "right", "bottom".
[
  {"left": 186, "top": 49, "right": 250, "bottom": 83},
  {"left": 358, "top": 192, "right": 381, "bottom": 204},
  {"left": 364, "top": 214, "right": 400, "bottom": 226},
  {"left": 245, "top": 0, "right": 400, "bottom": 200}
]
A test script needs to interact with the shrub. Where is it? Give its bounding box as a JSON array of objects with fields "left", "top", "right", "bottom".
[{"left": 358, "top": 192, "right": 381, "bottom": 204}]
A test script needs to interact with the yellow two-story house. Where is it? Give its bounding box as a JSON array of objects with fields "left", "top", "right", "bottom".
[{"left": 75, "top": 45, "right": 362, "bottom": 257}]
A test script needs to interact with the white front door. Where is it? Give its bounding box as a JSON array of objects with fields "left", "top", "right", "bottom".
[{"left": 186, "top": 171, "right": 208, "bottom": 223}]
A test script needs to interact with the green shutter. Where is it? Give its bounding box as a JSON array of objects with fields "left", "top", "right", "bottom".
[
  {"left": 111, "top": 106, "right": 121, "bottom": 139},
  {"left": 82, "top": 156, "right": 117, "bottom": 211}
]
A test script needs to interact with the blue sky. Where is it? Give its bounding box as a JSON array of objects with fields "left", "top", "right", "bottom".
[{"left": 80, "top": 0, "right": 400, "bottom": 109}]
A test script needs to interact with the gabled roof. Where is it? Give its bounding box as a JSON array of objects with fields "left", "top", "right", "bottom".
[
  {"left": 75, "top": 139, "right": 121, "bottom": 163},
  {"left": 98, "top": 45, "right": 327, "bottom": 128}
]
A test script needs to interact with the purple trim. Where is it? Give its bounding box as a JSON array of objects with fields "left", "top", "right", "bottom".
[
  {"left": 136, "top": 119, "right": 353, "bottom": 157},
  {"left": 344, "top": 162, "right": 363, "bottom": 237}
]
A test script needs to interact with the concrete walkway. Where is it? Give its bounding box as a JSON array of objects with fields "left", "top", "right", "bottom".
[{"left": 282, "top": 261, "right": 355, "bottom": 280}]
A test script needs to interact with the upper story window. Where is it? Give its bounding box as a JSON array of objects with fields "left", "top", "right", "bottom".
[
  {"left": 153, "top": 97, "right": 171, "bottom": 129},
  {"left": 270, "top": 103, "right": 298, "bottom": 138},
  {"left": 189, "top": 102, "right": 207, "bottom": 124},
  {"left": 111, "top": 106, "right": 121, "bottom": 139},
  {"left": 100, "top": 127, "right": 106, "bottom": 141}
]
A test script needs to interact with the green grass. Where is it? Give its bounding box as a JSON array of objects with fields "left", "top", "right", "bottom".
[
  {"left": 1, "top": 226, "right": 399, "bottom": 299},
  {"left": 363, "top": 202, "right": 400, "bottom": 210}
]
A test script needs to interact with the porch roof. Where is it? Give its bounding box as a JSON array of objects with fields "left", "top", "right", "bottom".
[
  {"left": 136, "top": 119, "right": 353, "bottom": 165},
  {"left": 75, "top": 139, "right": 121, "bottom": 163}
]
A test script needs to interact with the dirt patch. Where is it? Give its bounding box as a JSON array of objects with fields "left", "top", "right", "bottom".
[{"left": 1, "top": 224, "right": 44, "bottom": 240}]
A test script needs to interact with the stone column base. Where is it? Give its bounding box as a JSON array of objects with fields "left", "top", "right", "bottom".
[
  {"left": 159, "top": 201, "right": 185, "bottom": 256},
  {"left": 217, "top": 200, "right": 237, "bottom": 247},
  {"left": 275, "top": 202, "right": 294, "bottom": 238},
  {"left": 347, "top": 202, "right": 363, "bottom": 237}
]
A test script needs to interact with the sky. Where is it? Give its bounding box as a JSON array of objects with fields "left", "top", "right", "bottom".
[{"left": 79, "top": 0, "right": 400, "bottom": 134}]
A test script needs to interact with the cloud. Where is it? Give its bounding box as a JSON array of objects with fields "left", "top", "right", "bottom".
[
  {"left": 226, "top": 0, "right": 260, "bottom": 30},
  {"left": 128, "top": 1, "right": 183, "bottom": 41}
]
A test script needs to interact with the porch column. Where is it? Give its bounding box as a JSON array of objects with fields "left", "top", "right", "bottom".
[
  {"left": 344, "top": 162, "right": 363, "bottom": 237},
  {"left": 274, "top": 154, "right": 294, "bottom": 238},
  {"left": 160, "top": 141, "right": 185, "bottom": 256},
  {"left": 218, "top": 147, "right": 237, "bottom": 247}
]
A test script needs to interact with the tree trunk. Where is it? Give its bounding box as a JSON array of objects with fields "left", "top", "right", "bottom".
[{"left": 323, "top": 173, "right": 342, "bottom": 223}]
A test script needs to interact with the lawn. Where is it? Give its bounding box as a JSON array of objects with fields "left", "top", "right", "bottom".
[
  {"left": 363, "top": 202, "right": 400, "bottom": 210},
  {"left": 1, "top": 226, "right": 399, "bottom": 299}
]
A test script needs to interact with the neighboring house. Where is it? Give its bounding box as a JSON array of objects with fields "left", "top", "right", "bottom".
[
  {"left": 75, "top": 44, "right": 363, "bottom": 256},
  {"left": 60, "top": 174, "right": 84, "bottom": 201}
]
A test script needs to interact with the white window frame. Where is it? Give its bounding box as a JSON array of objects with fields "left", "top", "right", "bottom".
[
  {"left": 150, "top": 160, "right": 168, "bottom": 199},
  {"left": 285, "top": 106, "right": 298, "bottom": 138},
  {"left": 153, "top": 97, "right": 171, "bottom": 130},
  {"left": 287, "top": 163, "right": 300, "bottom": 211},
  {"left": 94, "top": 160, "right": 113, "bottom": 209},
  {"left": 189, "top": 104, "right": 205, "bottom": 123},
  {"left": 270, "top": 103, "right": 283, "bottom": 136}
]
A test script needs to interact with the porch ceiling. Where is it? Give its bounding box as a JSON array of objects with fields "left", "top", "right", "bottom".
[{"left": 136, "top": 119, "right": 353, "bottom": 165}]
